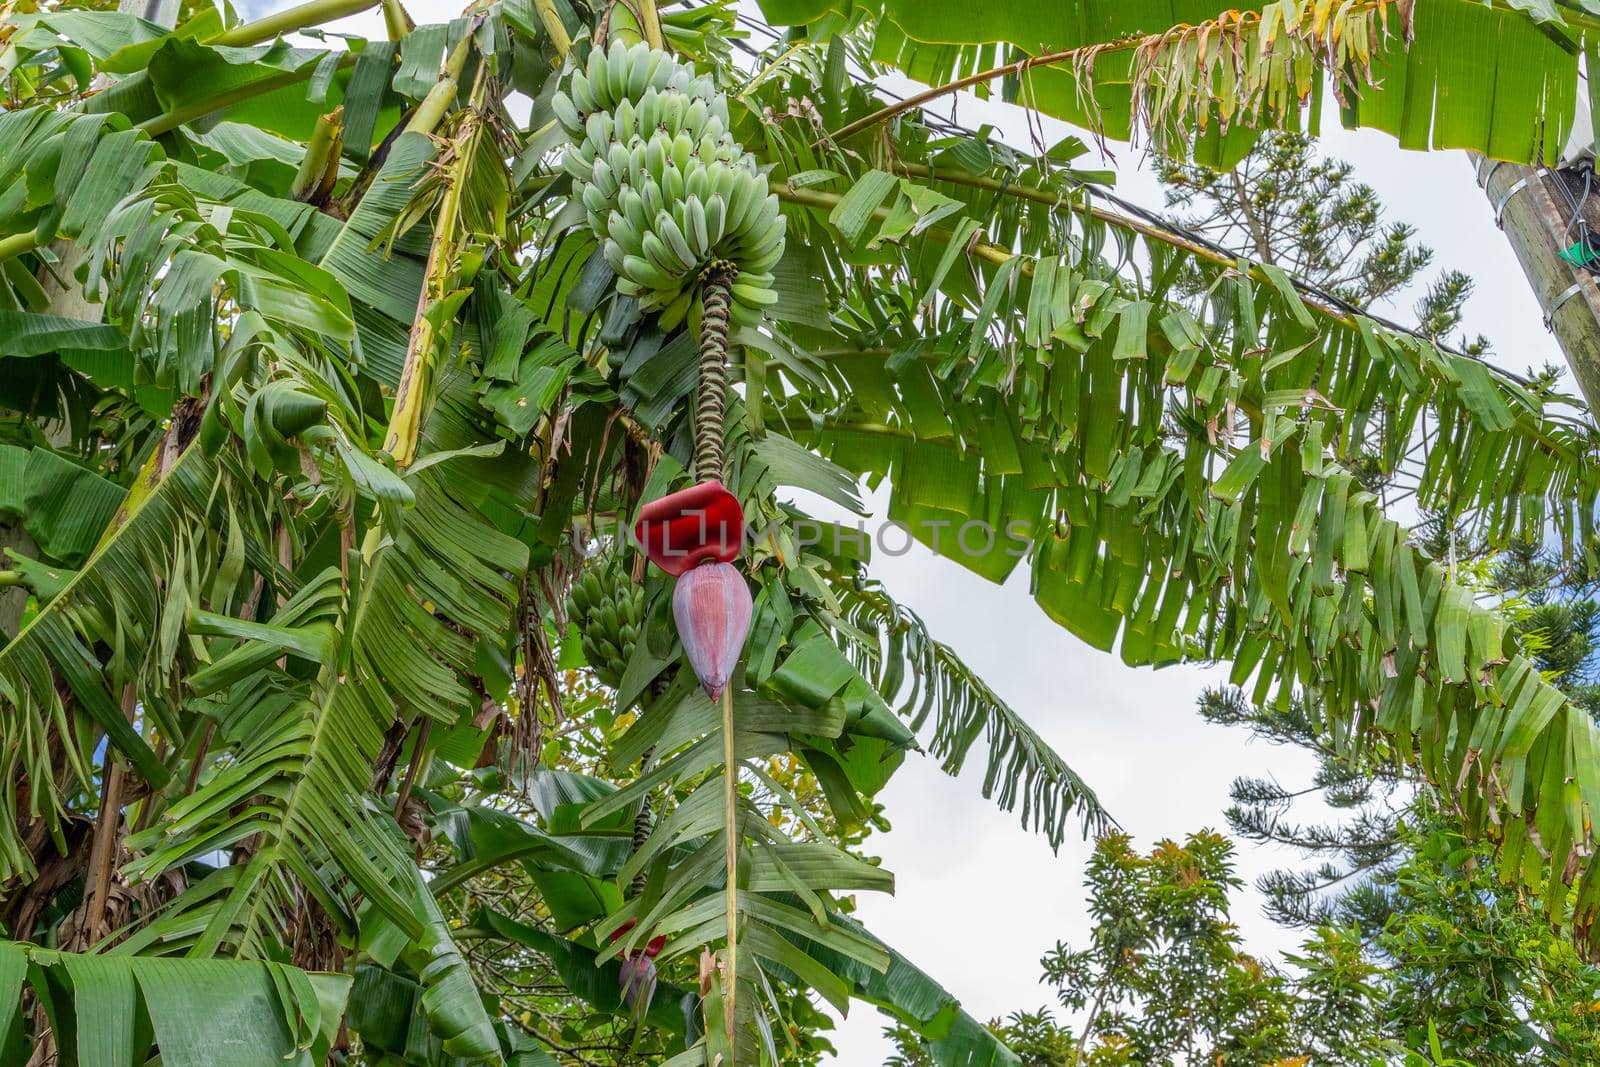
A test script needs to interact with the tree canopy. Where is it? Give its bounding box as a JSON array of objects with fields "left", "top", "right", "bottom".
[{"left": 1, "top": 0, "right": 1598, "bottom": 1062}]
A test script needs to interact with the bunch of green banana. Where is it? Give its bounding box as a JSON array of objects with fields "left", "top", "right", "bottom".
[
  {"left": 552, "top": 40, "right": 785, "bottom": 327},
  {"left": 564, "top": 557, "right": 646, "bottom": 689}
]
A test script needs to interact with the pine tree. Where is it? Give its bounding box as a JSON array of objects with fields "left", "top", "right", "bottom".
[
  {"left": 1155, "top": 131, "right": 1489, "bottom": 353},
  {"left": 1161, "top": 129, "right": 1600, "bottom": 929}
]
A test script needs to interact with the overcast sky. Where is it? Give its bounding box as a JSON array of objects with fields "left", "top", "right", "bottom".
[{"left": 260, "top": 1, "right": 1570, "bottom": 1058}]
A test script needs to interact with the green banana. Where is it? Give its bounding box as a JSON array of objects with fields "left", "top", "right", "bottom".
[
  {"left": 661, "top": 164, "right": 685, "bottom": 206},
  {"left": 624, "top": 41, "right": 653, "bottom": 98},
  {"left": 671, "top": 130, "right": 693, "bottom": 172},
  {"left": 554, "top": 42, "right": 786, "bottom": 317},
  {"left": 656, "top": 210, "right": 697, "bottom": 269},
  {"left": 581, "top": 182, "right": 610, "bottom": 216},
  {"left": 552, "top": 91, "right": 581, "bottom": 135},
  {"left": 590, "top": 159, "right": 618, "bottom": 200},
  {"left": 686, "top": 197, "right": 709, "bottom": 258},
  {"left": 611, "top": 42, "right": 633, "bottom": 100},
  {"left": 619, "top": 187, "right": 651, "bottom": 238},
  {"left": 659, "top": 92, "right": 685, "bottom": 136},
  {"left": 607, "top": 210, "right": 644, "bottom": 256},
  {"left": 614, "top": 97, "right": 637, "bottom": 143},
  {"left": 637, "top": 87, "right": 661, "bottom": 132},
  {"left": 602, "top": 239, "right": 630, "bottom": 276},
  {"left": 640, "top": 230, "right": 682, "bottom": 275},
  {"left": 584, "top": 111, "right": 612, "bottom": 149},
  {"left": 731, "top": 281, "right": 779, "bottom": 307},
  {"left": 563, "top": 557, "right": 646, "bottom": 689},
  {"left": 622, "top": 253, "right": 676, "bottom": 291},
  {"left": 638, "top": 179, "right": 664, "bottom": 222},
  {"left": 643, "top": 136, "right": 666, "bottom": 183},
  {"left": 569, "top": 70, "right": 594, "bottom": 113},
  {"left": 703, "top": 194, "right": 727, "bottom": 247},
  {"left": 684, "top": 98, "right": 709, "bottom": 136}
]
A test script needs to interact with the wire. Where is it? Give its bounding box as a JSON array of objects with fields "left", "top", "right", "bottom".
[{"left": 1551, "top": 164, "right": 1600, "bottom": 272}]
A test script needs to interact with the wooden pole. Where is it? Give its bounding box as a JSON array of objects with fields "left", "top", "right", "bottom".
[{"left": 1474, "top": 155, "right": 1600, "bottom": 415}]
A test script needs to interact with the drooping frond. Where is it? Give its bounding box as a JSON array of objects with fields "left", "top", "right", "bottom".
[
  {"left": 798, "top": 335, "right": 1600, "bottom": 948},
  {"left": 777, "top": 0, "right": 1588, "bottom": 166},
  {"left": 831, "top": 575, "right": 1113, "bottom": 847},
  {"left": 128, "top": 388, "right": 527, "bottom": 1058},
  {"left": 0, "top": 104, "right": 166, "bottom": 266},
  {"left": 830, "top": 0, "right": 1395, "bottom": 162},
  {"left": 774, "top": 177, "right": 1597, "bottom": 557},
  {"left": 733, "top": 62, "right": 1600, "bottom": 943},
  {"left": 0, "top": 440, "right": 227, "bottom": 884},
  {"left": 0, "top": 939, "right": 350, "bottom": 1063}
]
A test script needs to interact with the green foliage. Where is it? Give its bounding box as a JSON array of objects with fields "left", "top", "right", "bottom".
[
  {"left": 1200, "top": 684, "right": 1406, "bottom": 931},
  {"left": 1159, "top": 118, "right": 1600, "bottom": 948},
  {"left": 764, "top": 0, "right": 1588, "bottom": 167},
  {"left": 1171, "top": 229, "right": 1600, "bottom": 1061},
  {"left": 1157, "top": 132, "right": 1434, "bottom": 307},
  {"left": 1040, "top": 832, "right": 1305, "bottom": 1065},
  {"left": 0, "top": 940, "right": 350, "bottom": 1067},
  {"left": 916, "top": 826, "right": 1600, "bottom": 1065},
  {"left": 886, "top": 1012, "right": 1079, "bottom": 1067},
  {"left": 1374, "top": 818, "right": 1600, "bottom": 1064},
  {"left": 1202, "top": 534, "right": 1600, "bottom": 933},
  {"left": 0, "top": 0, "right": 1598, "bottom": 1061},
  {"left": 1495, "top": 537, "right": 1600, "bottom": 716},
  {"left": 564, "top": 555, "right": 645, "bottom": 689}
]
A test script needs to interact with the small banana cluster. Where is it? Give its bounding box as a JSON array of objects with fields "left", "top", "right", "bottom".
[
  {"left": 564, "top": 557, "right": 646, "bottom": 689},
  {"left": 553, "top": 41, "right": 784, "bottom": 326}
]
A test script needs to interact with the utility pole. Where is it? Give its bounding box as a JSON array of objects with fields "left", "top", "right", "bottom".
[{"left": 1473, "top": 157, "right": 1600, "bottom": 414}]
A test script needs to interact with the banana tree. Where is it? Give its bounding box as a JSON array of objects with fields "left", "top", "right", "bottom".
[
  {"left": 767, "top": 0, "right": 1596, "bottom": 168},
  {"left": 0, "top": 0, "right": 1597, "bottom": 1062}
]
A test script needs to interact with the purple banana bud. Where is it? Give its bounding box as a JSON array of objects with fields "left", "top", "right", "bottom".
[
  {"left": 619, "top": 952, "right": 658, "bottom": 1015},
  {"left": 672, "top": 561, "right": 752, "bottom": 701}
]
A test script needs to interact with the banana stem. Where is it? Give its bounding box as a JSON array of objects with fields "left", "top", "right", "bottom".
[
  {"left": 139, "top": 54, "right": 355, "bottom": 136},
  {"left": 405, "top": 30, "right": 477, "bottom": 135},
  {"left": 382, "top": 0, "right": 414, "bottom": 39},
  {"left": 209, "top": 0, "right": 378, "bottom": 46},
  {"left": 290, "top": 107, "right": 344, "bottom": 201},
  {"left": 385, "top": 57, "right": 488, "bottom": 465},
  {"left": 532, "top": 0, "right": 573, "bottom": 58},
  {"left": 692, "top": 265, "right": 739, "bottom": 1048},
  {"left": 721, "top": 683, "right": 738, "bottom": 1052},
  {"left": 694, "top": 265, "right": 735, "bottom": 483},
  {"left": 628, "top": 743, "right": 655, "bottom": 897},
  {"left": 392, "top": 718, "right": 431, "bottom": 820},
  {"left": 637, "top": 0, "right": 664, "bottom": 49}
]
